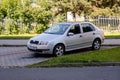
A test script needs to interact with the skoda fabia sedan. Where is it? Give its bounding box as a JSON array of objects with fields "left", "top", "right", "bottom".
[{"left": 27, "top": 22, "right": 104, "bottom": 57}]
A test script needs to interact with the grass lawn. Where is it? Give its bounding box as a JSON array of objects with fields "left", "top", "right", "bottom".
[
  {"left": 105, "top": 32, "right": 120, "bottom": 39},
  {"left": 0, "top": 34, "right": 37, "bottom": 39},
  {"left": 27, "top": 46, "right": 120, "bottom": 67}
]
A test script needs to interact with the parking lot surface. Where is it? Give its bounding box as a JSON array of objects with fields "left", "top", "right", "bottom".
[{"left": 0, "top": 47, "right": 49, "bottom": 67}]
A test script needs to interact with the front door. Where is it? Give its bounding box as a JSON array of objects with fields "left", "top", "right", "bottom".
[{"left": 65, "top": 24, "right": 83, "bottom": 51}]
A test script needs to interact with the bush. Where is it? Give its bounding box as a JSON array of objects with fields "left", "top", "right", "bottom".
[
  {"left": 11, "top": 23, "right": 19, "bottom": 34},
  {"left": 24, "top": 25, "right": 30, "bottom": 34},
  {"left": 34, "top": 24, "right": 47, "bottom": 34},
  {"left": 6, "top": 22, "right": 19, "bottom": 34},
  {"left": 0, "top": 25, "right": 4, "bottom": 34}
]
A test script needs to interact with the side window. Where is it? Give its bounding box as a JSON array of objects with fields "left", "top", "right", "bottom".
[
  {"left": 81, "top": 23, "right": 95, "bottom": 33},
  {"left": 69, "top": 24, "right": 81, "bottom": 34},
  {"left": 89, "top": 24, "right": 95, "bottom": 31}
]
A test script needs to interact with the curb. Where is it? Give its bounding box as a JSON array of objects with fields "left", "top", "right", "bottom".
[
  {"left": 36, "top": 62, "right": 120, "bottom": 68},
  {"left": 62, "top": 62, "right": 120, "bottom": 66},
  {"left": 0, "top": 45, "right": 26, "bottom": 47},
  {"left": 102, "top": 44, "right": 120, "bottom": 46}
]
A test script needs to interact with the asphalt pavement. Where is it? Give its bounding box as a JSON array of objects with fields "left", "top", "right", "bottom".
[{"left": 0, "top": 66, "right": 120, "bottom": 80}]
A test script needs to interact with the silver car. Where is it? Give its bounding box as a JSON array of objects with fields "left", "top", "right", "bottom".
[{"left": 27, "top": 22, "right": 104, "bottom": 57}]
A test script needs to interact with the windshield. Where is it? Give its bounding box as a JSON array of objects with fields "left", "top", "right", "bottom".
[{"left": 44, "top": 23, "right": 70, "bottom": 35}]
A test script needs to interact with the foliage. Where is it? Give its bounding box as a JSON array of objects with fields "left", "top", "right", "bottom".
[
  {"left": 0, "top": 25, "right": 3, "bottom": 34},
  {"left": 11, "top": 23, "right": 19, "bottom": 34},
  {"left": 34, "top": 24, "right": 46, "bottom": 34},
  {"left": 1, "top": 0, "right": 22, "bottom": 20},
  {"left": 89, "top": 0, "right": 120, "bottom": 17},
  {"left": 32, "top": 8, "right": 52, "bottom": 27},
  {"left": 21, "top": 7, "right": 34, "bottom": 33},
  {"left": 0, "top": 7, "right": 7, "bottom": 19},
  {"left": 0, "top": 0, "right": 120, "bottom": 35}
]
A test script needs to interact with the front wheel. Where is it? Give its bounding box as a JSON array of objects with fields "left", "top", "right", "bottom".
[
  {"left": 53, "top": 44, "right": 65, "bottom": 57},
  {"left": 92, "top": 39, "right": 101, "bottom": 50}
]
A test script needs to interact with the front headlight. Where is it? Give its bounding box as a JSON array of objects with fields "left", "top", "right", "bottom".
[{"left": 39, "top": 41, "right": 48, "bottom": 45}]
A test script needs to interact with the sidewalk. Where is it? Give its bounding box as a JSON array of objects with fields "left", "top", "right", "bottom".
[
  {"left": 102, "top": 39, "right": 120, "bottom": 46},
  {"left": 0, "top": 39, "right": 120, "bottom": 46},
  {"left": 0, "top": 39, "right": 28, "bottom": 46}
]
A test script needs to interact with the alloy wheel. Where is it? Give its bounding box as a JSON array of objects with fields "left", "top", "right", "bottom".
[
  {"left": 53, "top": 44, "right": 65, "bottom": 57},
  {"left": 92, "top": 39, "right": 101, "bottom": 50}
]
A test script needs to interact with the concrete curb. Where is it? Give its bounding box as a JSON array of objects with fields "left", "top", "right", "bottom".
[
  {"left": 38, "top": 62, "right": 120, "bottom": 67},
  {"left": 62, "top": 62, "right": 120, "bottom": 66},
  {"left": 102, "top": 44, "right": 120, "bottom": 46},
  {"left": 0, "top": 45, "right": 26, "bottom": 47}
]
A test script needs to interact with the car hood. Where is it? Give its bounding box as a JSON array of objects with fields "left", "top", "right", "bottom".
[{"left": 31, "top": 33, "right": 62, "bottom": 41}]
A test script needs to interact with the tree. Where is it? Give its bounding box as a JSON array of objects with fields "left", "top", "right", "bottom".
[
  {"left": 0, "top": 0, "right": 120, "bottom": 34},
  {"left": 1, "top": 0, "right": 22, "bottom": 19},
  {"left": 51, "top": 0, "right": 93, "bottom": 19},
  {"left": 21, "top": 7, "right": 34, "bottom": 33},
  {"left": 0, "top": 6, "right": 7, "bottom": 19},
  {"left": 1, "top": 0, "right": 23, "bottom": 34},
  {"left": 32, "top": 8, "right": 52, "bottom": 33}
]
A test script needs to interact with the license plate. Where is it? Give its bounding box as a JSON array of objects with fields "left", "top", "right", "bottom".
[{"left": 29, "top": 45, "right": 37, "bottom": 50}]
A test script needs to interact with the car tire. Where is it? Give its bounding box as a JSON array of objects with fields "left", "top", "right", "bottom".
[
  {"left": 53, "top": 44, "right": 65, "bottom": 57},
  {"left": 92, "top": 39, "right": 101, "bottom": 50}
]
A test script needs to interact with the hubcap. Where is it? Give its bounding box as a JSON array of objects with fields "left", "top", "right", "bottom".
[
  {"left": 55, "top": 46, "right": 64, "bottom": 56},
  {"left": 94, "top": 40, "right": 100, "bottom": 50}
]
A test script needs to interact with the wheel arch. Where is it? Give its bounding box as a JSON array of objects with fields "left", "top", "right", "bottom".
[
  {"left": 93, "top": 37, "right": 102, "bottom": 44},
  {"left": 54, "top": 43, "right": 66, "bottom": 50}
]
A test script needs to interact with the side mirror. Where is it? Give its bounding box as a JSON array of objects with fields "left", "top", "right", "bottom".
[{"left": 67, "top": 32, "right": 74, "bottom": 36}]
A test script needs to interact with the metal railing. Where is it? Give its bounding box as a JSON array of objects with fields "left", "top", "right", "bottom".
[
  {"left": 85, "top": 17, "right": 120, "bottom": 31},
  {"left": 0, "top": 17, "right": 120, "bottom": 34}
]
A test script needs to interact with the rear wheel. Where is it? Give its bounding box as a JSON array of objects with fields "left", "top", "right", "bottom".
[
  {"left": 92, "top": 39, "right": 101, "bottom": 50},
  {"left": 53, "top": 44, "right": 65, "bottom": 57}
]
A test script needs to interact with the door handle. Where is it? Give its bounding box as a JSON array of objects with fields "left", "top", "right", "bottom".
[
  {"left": 93, "top": 33, "right": 95, "bottom": 35},
  {"left": 80, "top": 35, "right": 82, "bottom": 37}
]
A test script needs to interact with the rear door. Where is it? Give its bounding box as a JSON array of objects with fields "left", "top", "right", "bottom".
[{"left": 80, "top": 23, "right": 96, "bottom": 46}]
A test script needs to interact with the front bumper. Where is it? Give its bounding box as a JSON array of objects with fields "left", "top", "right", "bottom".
[
  {"left": 27, "top": 47, "right": 50, "bottom": 53},
  {"left": 27, "top": 44, "right": 52, "bottom": 54}
]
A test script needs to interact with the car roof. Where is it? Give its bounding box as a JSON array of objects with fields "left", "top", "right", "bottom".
[
  {"left": 58, "top": 22, "right": 92, "bottom": 25},
  {"left": 57, "top": 22, "right": 97, "bottom": 29}
]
